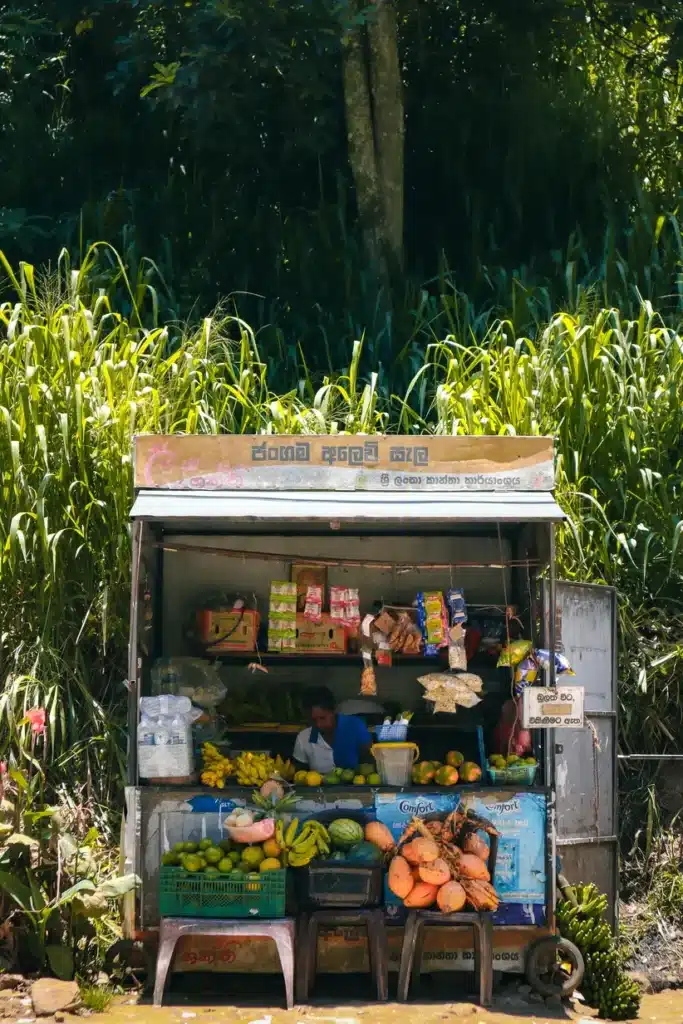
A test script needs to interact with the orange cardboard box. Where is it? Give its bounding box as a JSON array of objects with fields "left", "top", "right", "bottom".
[
  {"left": 197, "top": 608, "right": 260, "bottom": 652},
  {"left": 295, "top": 613, "right": 347, "bottom": 654}
]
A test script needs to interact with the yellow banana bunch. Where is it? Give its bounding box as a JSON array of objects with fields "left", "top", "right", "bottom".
[
  {"left": 273, "top": 754, "right": 296, "bottom": 782},
  {"left": 275, "top": 817, "right": 330, "bottom": 867},
  {"left": 201, "top": 743, "right": 235, "bottom": 788},
  {"left": 235, "top": 751, "right": 276, "bottom": 787}
]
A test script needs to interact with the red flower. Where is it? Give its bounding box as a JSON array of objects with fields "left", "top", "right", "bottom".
[
  {"left": 25, "top": 707, "right": 46, "bottom": 736},
  {"left": 0, "top": 762, "right": 6, "bottom": 775}
]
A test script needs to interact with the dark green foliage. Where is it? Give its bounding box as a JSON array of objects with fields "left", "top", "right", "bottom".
[{"left": 2, "top": 0, "right": 683, "bottom": 350}]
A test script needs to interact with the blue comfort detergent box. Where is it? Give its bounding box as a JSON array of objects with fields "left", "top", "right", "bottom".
[
  {"left": 376, "top": 792, "right": 463, "bottom": 920},
  {"left": 463, "top": 790, "right": 548, "bottom": 925}
]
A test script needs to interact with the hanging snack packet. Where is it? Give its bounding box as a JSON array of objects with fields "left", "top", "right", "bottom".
[
  {"left": 373, "top": 609, "right": 396, "bottom": 635},
  {"left": 303, "top": 585, "right": 323, "bottom": 624},
  {"left": 345, "top": 588, "right": 361, "bottom": 627},
  {"left": 417, "top": 591, "right": 448, "bottom": 655},
  {"left": 329, "top": 585, "right": 346, "bottom": 623},
  {"left": 446, "top": 588, "right": 468, "bottom": 625},
  {"left": 418, "top": 671, "right": 483, "bottom": 713},
  {"left": 448, "top": 623, "right": 467, "bottom": 671},
  {"left": 513, "top": 655, "right": 538, "bottom": 696},
  {"left": 372, "top": 627, "right": 393, "bottom": 666},
  {"left": 534, "top": 649, "right": 575, "bottom": 676},
  {"left": 268, "top": 580, "right": 298, "bottom": 651},
  {"left": 360, "top": 652, "right": 377, "bottom": 696},
  {"left": 497, "top": 638, "right": 533, "bottom": 668}
]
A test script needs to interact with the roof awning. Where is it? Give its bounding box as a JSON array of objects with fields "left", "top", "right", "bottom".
[{"left": 130, "top": 489, "right": 565, "bottom": 525}]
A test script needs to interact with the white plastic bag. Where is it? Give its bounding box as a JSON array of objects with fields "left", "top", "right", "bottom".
[{"left": 151, "top": 657, "right": 227, "bottom": 708}]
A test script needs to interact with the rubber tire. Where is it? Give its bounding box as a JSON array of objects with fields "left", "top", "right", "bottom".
[{"left": 525, "top": 935, "right": 585, "bottom": 998}]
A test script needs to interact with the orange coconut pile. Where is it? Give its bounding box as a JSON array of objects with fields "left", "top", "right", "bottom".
[{"left": 372, "top": 809, "right": 501, "bottom": 913}]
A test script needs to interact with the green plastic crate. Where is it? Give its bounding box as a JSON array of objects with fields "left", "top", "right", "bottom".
[{"left": 159, "top": 867, "right": 286, "bottom": 919}]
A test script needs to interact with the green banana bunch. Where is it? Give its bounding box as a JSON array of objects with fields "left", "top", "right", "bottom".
[
  {"left": 275, "top": 817, "right": 330, "bottom": 867},
  {"left": 557, "top": 881, "right": 641, "bottom": 1021}
]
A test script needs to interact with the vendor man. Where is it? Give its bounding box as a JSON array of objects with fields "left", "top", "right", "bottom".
[{"left": 293, "top": 686, "right": 373, "bottom": 774}]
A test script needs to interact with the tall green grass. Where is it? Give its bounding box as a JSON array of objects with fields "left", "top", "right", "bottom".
[{"left": 1, "top": 245, "right": 682, "bottom": 801}]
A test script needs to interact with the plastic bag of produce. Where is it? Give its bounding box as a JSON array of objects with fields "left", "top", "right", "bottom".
[{"left": 151, "top": 658, "right": 227, "bottom": 708}]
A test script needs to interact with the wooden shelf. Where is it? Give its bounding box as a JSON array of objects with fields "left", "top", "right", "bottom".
[
  {"left": 222, "top": 721, "right": 480, "bottom": 732},
  {"left": 226, "top": 724, "right": 303, "bottom": 733},
  {"left": 211, "top": 651, "right": 445, "bottom": 667},
  {"left": 145, "top": 781, "right": 550, "bottom": 796}
]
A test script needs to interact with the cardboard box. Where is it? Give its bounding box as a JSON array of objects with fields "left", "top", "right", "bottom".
[
  {"left": 196, "top": 608, "right": 260, "bottom": 652},
  {"left": 295, "top": 613, "right": 347, "bottom": 654}
]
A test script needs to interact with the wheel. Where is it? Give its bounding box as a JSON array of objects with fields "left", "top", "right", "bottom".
[{"left": 525, "top": 934, "right": 584, "bottom": 998}]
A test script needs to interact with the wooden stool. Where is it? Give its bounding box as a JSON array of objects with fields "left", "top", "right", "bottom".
[
  {"left": 296, "top": 908, "right": 388, "bottom": 1003},
  {"left": 397, "top": 910, "right": 494, "bottom": 1006},
  {"left": 153, "top": 916, "right": 296, "bottom": 1008}
]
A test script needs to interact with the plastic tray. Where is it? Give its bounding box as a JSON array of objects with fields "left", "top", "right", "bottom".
[
  {"left": 159, "top": 866, "right": 286, "bottom": 918},
  {"left": 487, "top": 764, "right": 538, "bottom": 785},
  {"left": 295, "top": 864, "right": 383, "bottom": 908}
]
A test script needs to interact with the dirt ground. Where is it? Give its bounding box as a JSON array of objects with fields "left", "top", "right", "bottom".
[{"left": 94, "top": 988, "right": 683, "bottom": 1024}]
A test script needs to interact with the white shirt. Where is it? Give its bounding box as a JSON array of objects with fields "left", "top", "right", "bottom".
[{"left": 293, "top": 727, "right": 335, "bottom": 775}]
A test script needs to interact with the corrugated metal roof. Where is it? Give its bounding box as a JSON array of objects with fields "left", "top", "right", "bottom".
[{"left": 130, "top": 489, "right": 565, "bottom": 523}]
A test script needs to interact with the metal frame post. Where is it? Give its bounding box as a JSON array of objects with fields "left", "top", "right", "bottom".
[
  {"left": 127, "top": 519, "right": 144, "bottom": 786},
  {"left": 545, "top": 522, "right": 557, "bottom": 932}
]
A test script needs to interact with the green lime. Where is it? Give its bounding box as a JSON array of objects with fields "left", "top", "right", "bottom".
[
  {"left": 198, "top": 856, "right": 207, "bottom": 869},
  {"left": 218, "top": 858, "right": 233, "bottom": 874},
  {"left": 366, "top": 773, "right": 381, "bottom": 785},
  {"left": 199, "top": 838, "right": 213, "bottom": 851},
  {"left": 183, "top": 855, "right": 203, "bottom": 873},
  {"left": 204, "top": 847, "right": 223, "bottom": 865},
  {"left": 173, "top": 841, "right": 186, "bottom": 854},
  {"left": 229, "top": 850, "right": 241, "bottom": 865},
  {"left": 241, "top": 845, "right": 265, "bottom": 868},
  {"left": 204, "top": 866, "right": 220, "bottom": 876},
  {"left": 162, "top": 851, "right": 180, "bottom": 867},
  {"left": 219, "top": 839, "right": 232, "bottom": 853},
  {"left": 237, "top": 862, "right": 251, "bottom": 874},
  {"left": 341, "top": 769, "right": 355, "bottom": 783},
  {"left": 183, "top": 841, "right": 199, "bottom": 853},
  {"left": 230, "top": 869, "right": 245, "bottom": 879}
]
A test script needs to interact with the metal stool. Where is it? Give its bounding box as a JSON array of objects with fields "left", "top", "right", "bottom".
[
  {"left": 296, "top": 908, "right": 389, "bottom": 1003},
  {"left": 153, "top": 916, "right": 296, "bottom": 1009},
  {"left": 397, "top": 910, "right": 494, "bottom": 1006}
]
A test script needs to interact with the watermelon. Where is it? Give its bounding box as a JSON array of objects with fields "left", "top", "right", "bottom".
[
  {"left": 328, "top": 818, "right": 365, "bottom": 850},
  {"left": 346, "top": 841, "right": 383, "bottom": 865}
]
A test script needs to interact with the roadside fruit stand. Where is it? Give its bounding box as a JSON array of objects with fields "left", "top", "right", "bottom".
[{"left": 120, "top": 434, "right": 619, "bottom": 999}]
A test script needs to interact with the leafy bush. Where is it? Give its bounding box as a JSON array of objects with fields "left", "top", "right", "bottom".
[
  {"left": 0, "top": 737, "right": 138, "bottom": 978},
  {"left": 1, "top": 246, "right": 683, "bottom": 799}
]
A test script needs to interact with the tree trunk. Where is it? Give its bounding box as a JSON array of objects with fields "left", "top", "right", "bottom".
[
  {"left": 341, "top": 9, "right": 386, "bottom": 270},
  {"left": 367, "top": 0, "right": 404, "bottom": 272},
  {"left": 340, "top": 0, "right": 404, "bottom": 278}
]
